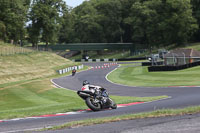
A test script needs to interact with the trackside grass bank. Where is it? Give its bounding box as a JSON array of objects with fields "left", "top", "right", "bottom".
[
  {"left": 107, "top": 65, "right": 200, "bottom": 87},
  {"left": 40, "top": 105, "right": 200, "bottom": 131},
  {"left": 0, "top": 51, "right": 79, "bottom": 85}
]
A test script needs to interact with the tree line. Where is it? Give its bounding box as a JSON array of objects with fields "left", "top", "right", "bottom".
[{"left": 0, "top": 0, "right": 200, "bottom": 49}]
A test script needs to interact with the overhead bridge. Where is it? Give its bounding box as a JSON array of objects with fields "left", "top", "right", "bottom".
[{"left": 49, "top": 43, "right": 135, "bottom": 51}]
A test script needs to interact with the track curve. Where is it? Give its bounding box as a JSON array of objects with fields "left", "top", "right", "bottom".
[{"left": 1, "top": 62, "right": 200, "bottom": 133}]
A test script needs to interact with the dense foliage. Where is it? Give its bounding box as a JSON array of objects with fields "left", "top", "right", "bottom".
[
  {"left": 0, "top": 0, "right": 30, "bottom": 43},
  {"left": 0, "top": 0, "right": 200, "bottom": 48},
  {"left": 28, "top": 0, "right": 66, "bottom": 48}
]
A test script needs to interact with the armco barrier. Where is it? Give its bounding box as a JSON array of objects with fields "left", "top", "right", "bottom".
[
  {"left": 118, "top": 57, "right": 147, "bottom": 61},
  {"left": 148, "top": 61, "right": 200, "bottom": 72},
  {"left": 73, "top": 58, "right": 117, "bottom": 62},
  {"left": 73, "top": 57, "right": 147, "bottom": 62},
  {"left": 57, "top": 64, "right": 84, "bottom": 74}
]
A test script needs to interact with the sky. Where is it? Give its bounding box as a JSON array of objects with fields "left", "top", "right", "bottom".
[{"left": 64, "top": 0, "right": 86, "bottom": 8}]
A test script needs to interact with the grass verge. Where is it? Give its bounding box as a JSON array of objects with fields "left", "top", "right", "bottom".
[
  {"left": 107, "top": 65, "right": 200, "bottom": 87},
  {"left": 0, "top": 75, "right": 167, "bottom": 120},
  {"left": 40, "top": 105, "right": 200, "bottom": 131}
]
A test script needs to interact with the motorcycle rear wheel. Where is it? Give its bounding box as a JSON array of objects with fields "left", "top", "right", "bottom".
[{"left": 85, "top": 97, "right": 101, "bottom": 111}]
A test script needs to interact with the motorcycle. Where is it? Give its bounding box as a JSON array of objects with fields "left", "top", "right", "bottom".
[
  {"left": 72, "top": 69, "right": 76, "bottom": 76},
  {"left": 77, "top": 85, "right": 117, "bottom": 111}
]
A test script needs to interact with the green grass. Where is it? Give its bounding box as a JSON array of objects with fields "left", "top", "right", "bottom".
[
  {"left": 107, "top": 65, "right": 200, "bottom": 87},
  {"left": 40, "top": 105, "right": 200, "bottom": 131},
  {"left": 119, "top": 62, "right": 142, "bottom": 67},
  {"left": 0, "top": 77, "right": 167, "bottom": 120},
  {"left": 0, "top": 79, "right": 85, "bottom": 119},
  {"left": 0, "top": 50, "right": 79, "bottom": 84}
]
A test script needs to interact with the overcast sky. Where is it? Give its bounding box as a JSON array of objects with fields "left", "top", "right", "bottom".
[{"left": 64, "top": 0, "right": 85, "bottom": 8}]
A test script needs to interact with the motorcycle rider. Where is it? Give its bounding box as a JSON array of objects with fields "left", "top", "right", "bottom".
[
  {"left": 72, "top": 68, "right": 76, "bottom": 76},
  {"left": 81, "top": 80, "right": 108, "bottom": 101},
  {"left": 77, "top": 80, "right": 117, "bottom": 111}
]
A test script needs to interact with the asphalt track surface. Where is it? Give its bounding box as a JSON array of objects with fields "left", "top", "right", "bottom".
[{"left": 1, "top": 62, "right": 200, "bottom": 133}]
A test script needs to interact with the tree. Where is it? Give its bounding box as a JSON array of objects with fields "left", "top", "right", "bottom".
[
  {"left": 27, "top": 23, "right": 40, "bottom": 47},
  {"left": 161, "top": 0, "right": 198, "bottom": 45},
  {"left": 191, "top": 0, "right": 200, "bottom": 41},
  {"left": 0, "top": 0, "right": 30, "bottom": 43},
  {"left": 58, "top": 7, "right": 76, "bottom": 43},
  {"left": 73, "top": 1, "right": 105, "bottom": 43},
  {"left": 126, "top": 0, "right": 161, "bottom": 50},
  {"left": 0, "top": 21, "right": 6, "bottom": 41},
  {"left": 94, "top": 0, "right": 123, "bottom": 42},
  {"left": 28, "top": 0, "right": 66, "bottom": 48},
  {"left": 127, "top": 0, "right": 198, "bottom": 50},
  {"left": 120, "top": 0, "right": 139, "bottom": 43}
]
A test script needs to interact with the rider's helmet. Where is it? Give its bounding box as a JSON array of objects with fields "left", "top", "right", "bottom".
[{"left": 83, "top": 80, "right": 90, "bottom": 86}]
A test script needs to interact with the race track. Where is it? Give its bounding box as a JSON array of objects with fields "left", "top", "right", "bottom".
[{"left": 1, "top": 62, "right": 200, "bottom": 133}]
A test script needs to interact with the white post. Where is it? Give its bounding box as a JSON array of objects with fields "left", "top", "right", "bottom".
[
  {"left": 182, "top": 52, "right": 186, "bottom": 64},
  {"left": 59, "top": 70, "right": 63, "bottom": 74},
  {"left": 104, "top": 59, "right": 108, "bottom": 62},
  {"left": 63, "top": 69, "right": 66, "bottom": 73},
  {"left": 173, "top": 53, "right": 175, "bottom": 66}
]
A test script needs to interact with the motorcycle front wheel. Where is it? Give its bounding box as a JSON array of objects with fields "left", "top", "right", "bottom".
[
  {"left": 109, "top": 98, "right": 117, "bottom": 109},
  {"left": 85, "top": 97, "right": 101, "bottom": 111}
]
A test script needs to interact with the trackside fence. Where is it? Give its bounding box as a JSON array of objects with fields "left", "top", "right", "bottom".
[
  {"left": 148, "top": 61, "right": 200, "bottom": 72},
  {"left": 0, "top": 47, "right": 34, "bottom": 56}
]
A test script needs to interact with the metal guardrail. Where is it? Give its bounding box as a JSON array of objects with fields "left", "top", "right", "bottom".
[
  {"left": 72, "top": 57, "right": 147, "bottom": 62},
  {"left": 72, "top": 59, "right": 117, "bottom": 62}
]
